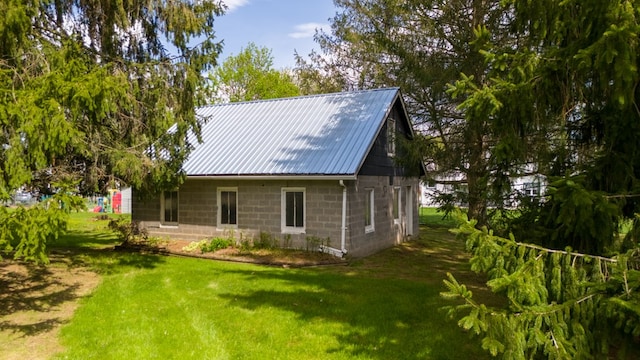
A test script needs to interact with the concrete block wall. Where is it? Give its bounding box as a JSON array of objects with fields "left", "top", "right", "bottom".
[
  {"left": 131, "top": 176, "right": 420, "bottom": 257},
  {"left": 131, "top": 196, "right": 160, "bottom": 223},
  {"left": 346, "top": 175, "right": 420, "bottom": 257},
  {"left": 132, "top": 178, "right": 344, "bottom": 250}
]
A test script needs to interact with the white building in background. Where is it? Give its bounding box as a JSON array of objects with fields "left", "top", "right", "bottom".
[{"left": 420, "top": 172, "right": 546, "bottom": 208}]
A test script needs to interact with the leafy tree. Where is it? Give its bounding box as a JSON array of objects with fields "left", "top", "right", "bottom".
[
  {"left": 207, "top": 42, "right": 300, "bottom": 102},
  {"left": 0, "top": 0, "right": 223, "bottom": 262},
  {"left": 293, "top": 51, "right": 345, "bottom": 95}
]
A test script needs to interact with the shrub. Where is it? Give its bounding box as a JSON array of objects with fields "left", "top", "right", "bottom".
[
  {"left": 108, "top": 217, "right": 147, "bottom": 245},
  {"left": 201, "top": 237, "right": 233, "bottom": 253},
  {"left": 305, "top": 236, "right": 330, "bottom": 251},
  {"left": 253, "top": 231, "right": 276, "bottom": 249},
  {"left": 182, "top": 240, "right": 208, "bottom": 253}
]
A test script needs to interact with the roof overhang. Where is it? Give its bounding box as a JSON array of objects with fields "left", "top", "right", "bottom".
[{"left": 186, "top": 174, "right": 358, "bottom": 181}]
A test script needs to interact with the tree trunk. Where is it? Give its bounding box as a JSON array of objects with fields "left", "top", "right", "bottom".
[{"left": 466, "top": 132, "right": 488, "bottom": 227}]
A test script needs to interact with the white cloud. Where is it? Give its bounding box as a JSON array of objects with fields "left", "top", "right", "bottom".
[
  {"left": 288, "top": 22, "right": 327, "bottom": 39},
  {"left": 222, "top": 0, "right": 250, "bottom": 13}
]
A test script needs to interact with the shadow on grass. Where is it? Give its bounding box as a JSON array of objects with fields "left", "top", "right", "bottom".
[
  {"left": 0, "top": 318, "right": 65, "bottom": 337},
  {"left": 0, "top": 263, "right": 81, "bottom": 317},
  {"left": 1, "top": 253, "right": 165, "bottom": 341},
  {"left": 213, "top": 228, "right": 495, "bottom": 359},
  {"left": 0, "top": 256, "right": 91, "bottom": 339},
  {"left": 0, "top": 213, "right": 164, "bottom": 343},
  {"left": 217, "top": 268, "right": 487, "bottom": 359},
  {"left": 53, "top": 230, "right": 119, "bottom": 249},
  {"left": 54, "top": 247, "right": 167, "bottom": 276},
  {"left": 50, "top": 223, "right": 167, "bottom": 275}
]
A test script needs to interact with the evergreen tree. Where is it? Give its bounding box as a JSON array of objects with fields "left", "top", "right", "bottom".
[
  {"left": 452, "top": 0, "right": 640, "bottom": 252},
  {"left": 443, "top": 216, "right": 640, "bottom": 359},
  {"left": 304, "top": 0, "right": 520, "bottom": 225},
  {"left": 0, "top": 0, "right": 223, "bottom": 262}
]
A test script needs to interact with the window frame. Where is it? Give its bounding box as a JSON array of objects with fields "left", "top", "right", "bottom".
[
  {"left": 392, "top": 186, "right": 401, "bottom": 224},
  {"left": 161, "top": 190, "right": 179, "bottom": 226},
  {"left": 524, "top": 182, "right": 540, "bottom": 197},
  {"left": 365, "top": 188, "right": 375, "bottom": 233},
  {"left": 281, "top": 187, "right": 306, "bottom": 234},
  {"left": 217, "top": 187, "right": 238, "bottom": 229},
  {"left": 387, "top": 118, "right": 396, "bottom": 156}
]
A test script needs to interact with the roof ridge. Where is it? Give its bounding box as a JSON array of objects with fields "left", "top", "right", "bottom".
[{"left": 199, "top": 87, "right": 400, "bottom": 109}]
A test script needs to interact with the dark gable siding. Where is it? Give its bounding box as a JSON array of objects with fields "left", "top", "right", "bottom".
[{"left": 358, "top": 99, "right": 414, "bottom": 177}]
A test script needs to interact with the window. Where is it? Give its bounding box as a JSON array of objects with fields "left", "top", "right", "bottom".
[
  {"left": 387, "top": 118, "right": 396, "bottom": 156},
  {"left": 282, "top": 188, "right": 305, "bottom": 233},
  {"left": 392, "top": 187, "right": 401, "bottom": 223},
  {"left": 217, "top": 187, "right": 237, "bottom": 227},
  {"left": 162, "top": 190, "right": 178, "bottom": 224},
  {"left": 524, "top": 182, "right": 540, "bottom": 197},
  {"left": 365, "top": 188, "right": 375, "bottom": 233}
]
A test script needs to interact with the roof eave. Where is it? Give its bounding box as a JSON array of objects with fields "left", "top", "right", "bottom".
[{"left": 186, "top": 174, "right": 358, "bottom": 181}]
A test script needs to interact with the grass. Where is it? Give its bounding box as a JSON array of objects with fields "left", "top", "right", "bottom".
[
  {"left": 2, "top": 209, "right": 495, "bottom": 359},
  {"left": 52, "top": 211, "right": 126, "bottom": 249},
  {"left": 419, "top": 207, "right": 459, "bottom": 228}
]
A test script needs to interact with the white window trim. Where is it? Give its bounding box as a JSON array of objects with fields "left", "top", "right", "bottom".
[
  {"left": 393, "top": 186, "right": 401, "bottom": 224},
  {"left": 365, "top": 188, "right": 375, "bottom": 233},
  {"left": 217, "top": 187, "right": 238, "bottom": 229},
  {"left": 160, "top": 190, "right": 179, "bottom": 227},
  {"left": 281, "top": 187, "right": 306, "bottom": 234},
  {"left": 387, "top": 118, "right": 396, "bottom": 156}
]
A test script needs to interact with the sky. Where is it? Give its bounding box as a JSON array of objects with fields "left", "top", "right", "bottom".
[{"left": 214, "top": 0, "right": 337, "bottom": 69}]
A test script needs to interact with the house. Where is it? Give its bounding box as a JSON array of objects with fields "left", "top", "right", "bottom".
[
  {"left": 132, "top": 88, "right": 425, "bottom": 257},
  {"left": 420, "top": 171, "right": 546, "bottom": 208}
]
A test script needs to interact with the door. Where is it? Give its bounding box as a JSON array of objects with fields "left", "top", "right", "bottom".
[{"left": 405, "top": 185, "right": 414, "bottom": 236}]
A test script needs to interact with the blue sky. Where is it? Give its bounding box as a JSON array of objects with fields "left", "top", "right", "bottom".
[{"left": 214, "top": 0, "right": 336, "bottom": 69}]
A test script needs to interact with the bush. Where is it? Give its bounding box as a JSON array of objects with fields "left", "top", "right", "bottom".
[
  {"left": 253, "top": 231, "right": 277, "bottom": 250},
  {"left": 305, "top": 235, "right": 330, "bottom": 251},
  {"left": 201, "top": 237, "right": 233, "bottom": 253},
  {"left": 108, "top": 217, "right": 147, "bottom": 245},
  {"left": 182, "top": 240, "right": 208, "bottom": 252}
]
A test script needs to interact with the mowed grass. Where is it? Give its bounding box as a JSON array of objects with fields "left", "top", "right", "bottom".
[{"left": 44, "top": 210, "right": 491, "bottom": 359}]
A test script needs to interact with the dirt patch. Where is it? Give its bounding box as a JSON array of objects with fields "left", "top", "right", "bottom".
[
  {"left": 0, "top": 256, "right": 101, "bottom": 360},
  {"left": 117, "top": 239, "right": 347, "bottom": 267}
]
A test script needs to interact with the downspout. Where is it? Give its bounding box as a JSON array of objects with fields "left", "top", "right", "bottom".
[
  {"left": 339, "top": 180, "right": 347, "bottom": 255},
  {"left": 319, "top": 180, "right": 348, "bottom": 257}
]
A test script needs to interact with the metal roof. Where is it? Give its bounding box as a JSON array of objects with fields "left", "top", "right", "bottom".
[{"left": 183, "top": 87, "right": 401, "bottom": 178}]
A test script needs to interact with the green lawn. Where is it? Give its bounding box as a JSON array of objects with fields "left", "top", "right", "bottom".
[
  {"left": 50, "top": 210, "right": 491, "bottom": 359},
  {"left": 419, "top": 207, "right": 459, "bottom": 228}
]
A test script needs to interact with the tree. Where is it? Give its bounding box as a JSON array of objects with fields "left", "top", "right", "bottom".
[
  {"left": 443, "top": 216, "right": 640, "bottom": 359},
  {"left": 292, "top": 51, "right": 345, "bottom": 95},
  {"left": 302, "top": 0, "right": 520, "bottom": 225},
  {"left": 451, "top": 0, "right": 640, "bottom": 253},
  {"left": 0, "top": 0, "right": 223, "bottom": 262},
  {"left": 207, "top": 42, "right": 300, "bottom": 103},
  {"left": 442, "top": 0, "right": 640, "bottom": 356}
]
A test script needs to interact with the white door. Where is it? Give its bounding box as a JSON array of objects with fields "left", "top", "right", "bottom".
[{"left": 405, "top": 186, "right": 414, "bottom": 236}]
